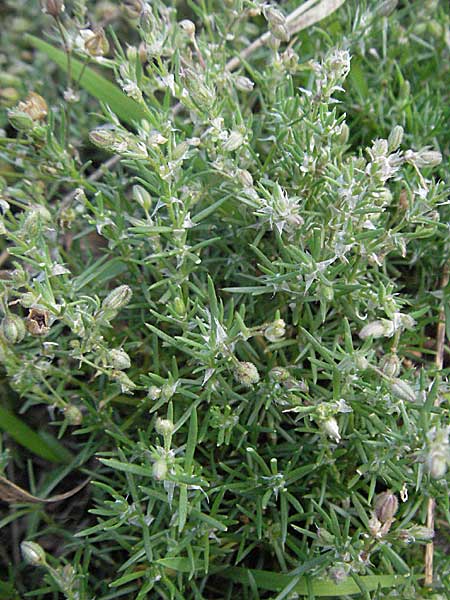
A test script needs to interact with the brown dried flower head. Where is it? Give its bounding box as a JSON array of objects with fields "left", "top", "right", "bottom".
[
  {"left": 81, "top": 28, "right": 109, "bottom": 57},
  {"left": 25, "top": 308, "right": 50, "bottom": 336},
  {"left": 17, "top": 92, "right": 48, "bottom": 121},
  {"left": 42, "top": 0, "right": 65, "bottom": 17}
]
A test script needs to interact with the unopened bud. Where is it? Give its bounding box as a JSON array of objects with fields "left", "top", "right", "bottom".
[
  {"left": 21, "top": 541, "right": 47, "bottom": 566},
  {"left": 263, "top": 5, "right": 287, "bottom": 27},
  {"left": 427, "top": 445, "right": 448, "bottom": 480},
  {"left": 122, "top": 0, "right": 144, "bottom": 19},
  {"left": 63, "top": 405, "right": 83, "bottom": 425},
  {"left": 152, "top": 457, "right": 167, "bottom": 480},
  {"left": 179, "top": 19, "right": 196, "bottom": 38},
  {"left": 235, "top": 76, "right": 254, "bottom": 92},
  {"left": 102, "top": 285, "right": 132, "bottom": 311},
  {"left": 234, "top": 361, "right": 260, "bottom": 386},
  {"left": 407, "top": 148, "right": 442, "bottom": 169},
  {"left": 380, "top": 353, "right": 401, "bottom": 378},
  {"left": 398, "top": 525, "right": 434, "bottom": 544},
  {"left": 109, "top": 348, "right": 131, "bottom": 370},
  {"left": 1, "top": 314, "right": 26, "bottom": 344},
  {"left": 390, "top": 378, "right": 416, "bottom": 402},
  {"left": 270, "top": 22, "right": 290, "bottom": 42},
  {"left": 374, "top": 491, "right": 398, "bottom": 523},
  {"left": 388, "top": 125, "right": 404, "bottom": 151},
  {"left": 236, "top": 169, "right": 253, "bottom": 187},
  {"left": 42, "top": 0, "right": 65, "bottom": 17},
  {"left": 264, "top": 318, "right": 286, "bottom": 342},
  {"left": 133, "top": 185, "right": 152, "bottom": 211},
  {"left": 155, "top": 417, "right": 174, "bottom": 436},
  {"left": 359, "top": 319, "right": 393, "bottom": 340},
  {"left": 223, "top": 131, "right": 244, "bottom": 152}
]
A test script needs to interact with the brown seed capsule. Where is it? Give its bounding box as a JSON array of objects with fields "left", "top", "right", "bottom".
[
  {"left": 16, "top": 92, "right": 48, "bottom": 122},
  {"left": 42, "top": 0, "right": 65, "bottom": 18},
  {"left": 374, "top": 491, "right": 398, "bottom": 523},
  {"left": 83, "top": 28, "right": 109, "bottom": 57},
  {"left": 25, "top": 308, "right": 50, "bottom": 336}
]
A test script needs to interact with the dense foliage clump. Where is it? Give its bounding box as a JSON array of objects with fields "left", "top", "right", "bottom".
[{"left": 0, "top": 0, "right": 449, "bottom": 598}]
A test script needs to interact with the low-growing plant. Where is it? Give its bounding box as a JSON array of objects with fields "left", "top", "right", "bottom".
[{"left": 0, "top": 0, "right": 449, "bottom": 598}]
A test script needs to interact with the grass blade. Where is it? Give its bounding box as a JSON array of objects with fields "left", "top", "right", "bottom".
[
  {"left": 0, "top": 405, "right": 69, "bottom": 463},
  {"left": 25, "top": 35, "right": 150, "bottom": 126}
]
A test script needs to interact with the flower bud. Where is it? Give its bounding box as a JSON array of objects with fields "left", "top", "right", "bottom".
[
  {"left": 223, "top": 131, "right": 244, "bottom": 152},
  {"left": 390, "top": 378, "right": 416, "bottom": 402},
  {"left": 359, "top": 319, "right": 393, "bottom": 339},
  {"left": 152, "top": 457, "right": 167, "bottom": 481},
  {"left": 155, "top": 417, "right": 174, "bottom": 436},
  {"left": 236, "top": 169, "right": 253, "bottom": 187},
  {"left": 264, "top": 318, "right": 286, "bottom": 342},
  {"left": 102, "top": 285, "right": 132, "bottom": 311},
  {"left": 407, "top": 148, "right": 442, "bottom": 169},
  {"left": 374, "top": 491, "right": 398, "bottom": 523},
  {"left": 25, "top": 308, "right": 50, "bottom": 336},
  {"left": 42, "top": 0, "right": 65, "bottom": 17},
  {"left": 380, "top": 353, "right": 401, "bottom": 378},
  {"left": 234, "top": 361, "right": 260, "bottom": 387},
  {"left": 270, "top": 22, "right": 290, "bottom": 42},
  {"left": 21, "top": 541, "right": 47, "bottom": 566},
  {"left": 398, "top": 525, "right": 434, "bottom": 544},
  {"left": 122, "top": 0, "right": 144, "bottom": 19},
  {"left": 179, "top": 19, "right": 196, "bottom": 38},
  {"left": 263, "top": 5, "right": 287, "bottom": 27},
  {"left": 388, "top": 125, "right": 404, "bottom": 151},
  {"left": 427, "top": 446, "right": 448, "bottom": 479},
  {"left": 63, "top": 405, "right": 83, "bottom": 425},
  {"left": 109, "top": 348, "right": 131, "bottom": 370},
  {"left": 1, "top": 314, "right": 26, "bottom": 344},
  {"left": 235, "top": 76, "right": 254, "bottom": 92},
  {"left": 133, "top": 185, "right": 152, "bottom": 211}
]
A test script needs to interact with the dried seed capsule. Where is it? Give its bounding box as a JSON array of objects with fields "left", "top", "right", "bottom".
[
  {"left": 1, "top": 314, "right": 26, "bottom": 344},
  {"left": 25, "top": 308, "right": 50, "bottom": 336},
  {"left": 359, "top": 319, "right": 394, "bottom": 339},
  {"left": 42, "top": 0, "right": 65, "bottom": 17},
  {"left": 21, "top": 541, "right": 47, "bottom": 566},
  {"left": 82, "top": 28, "right": 109, "bottom": 57},
  {"left": 234, "top": 361, "right": 260, "bottom": 386},
  {"left": 374, "top": 491, "right": 398, "bottom": 523}
]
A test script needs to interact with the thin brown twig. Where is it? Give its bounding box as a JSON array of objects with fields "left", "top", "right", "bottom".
[{"left": 424, "top": 262, "right": 449, "bottom": 586}]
